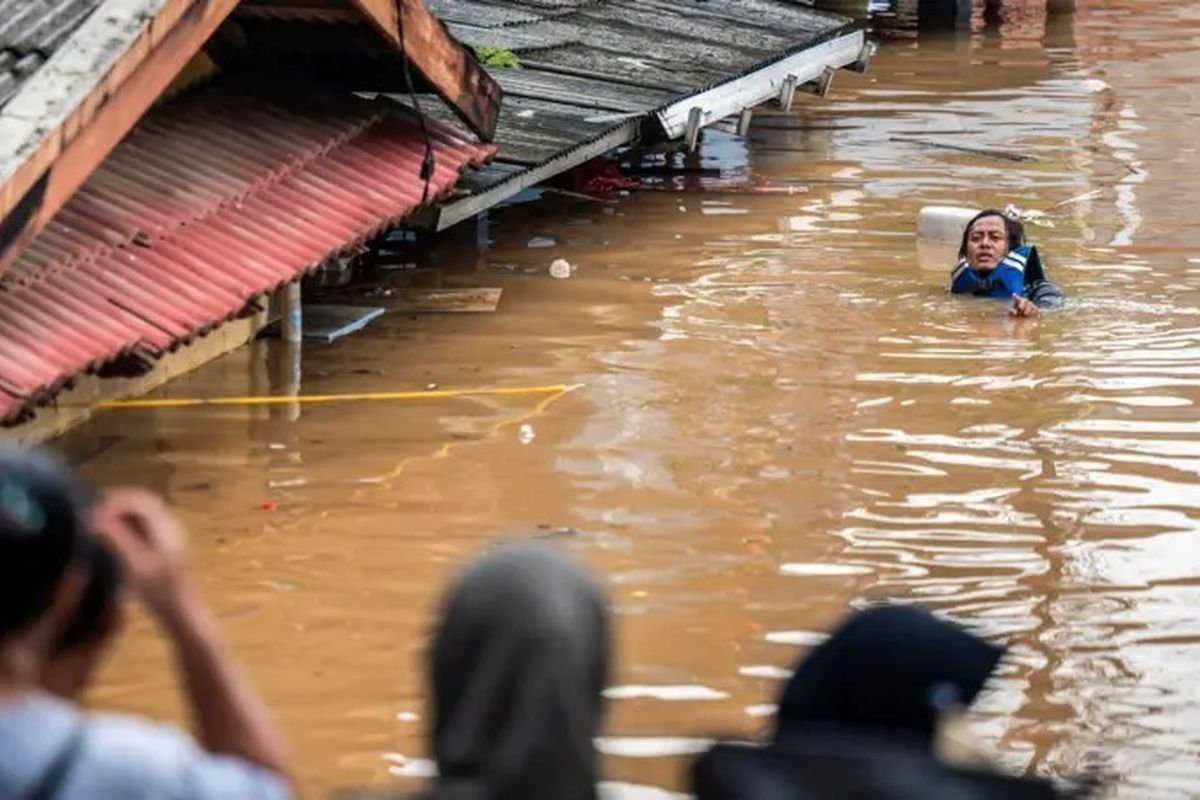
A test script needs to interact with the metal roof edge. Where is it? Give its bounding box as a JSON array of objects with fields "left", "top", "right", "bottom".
[
  {"left": 653, "top": 28, "right": 868, "bottom": 140},
  {"left": 433, "top": 24, "right": 870, "bottom": 231},
  {"left": 0, "top": 0, "right": 171, "bottom": 213},
  {"left": 435, "top": 117, "right": 638, "bottom": 231}
]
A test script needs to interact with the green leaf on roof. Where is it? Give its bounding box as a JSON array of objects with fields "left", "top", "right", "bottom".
[{"left": 474, "top": 45, "right": 521, "bottom": 69}]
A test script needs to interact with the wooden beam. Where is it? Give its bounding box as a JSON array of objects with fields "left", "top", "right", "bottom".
[
  {"left": 383, "top": 286, "right": 502, "bottom": 313},
  {"left": 684, "top": 107, "right": 703, "bottom": 152},
  {"left": 350, "top": 0, "right": 399, "bottom": 41},
  {"left": 799, "top": 66, "right": 836, "bottom": 98},
  {"left": 0, "top": 0, "right": 240, "bottom": 274},
  {"left": 235, "top": 5, "right": 360, "bottom": 22},
  {"left": 847, "top": 40, "right": 877, "bottom": 74},
  {"left": 736, "top": 107, "right": 753, "bottom": 136},
  {"left": 778, "top": 74, "right": 798, "bottom": 111},
  {"left": 349, "top": 0, "right": 500, "bottom": 142}
]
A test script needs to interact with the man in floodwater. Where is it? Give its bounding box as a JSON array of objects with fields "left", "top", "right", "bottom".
[{"left": 951, "top": 209, "right": 1064, "bottom": 317}]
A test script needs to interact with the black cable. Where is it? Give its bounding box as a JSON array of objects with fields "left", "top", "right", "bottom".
[{"left": 397, "top": 3, "right": 435, "bottom": 204}]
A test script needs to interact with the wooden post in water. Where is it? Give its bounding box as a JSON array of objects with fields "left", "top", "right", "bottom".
[{"left": 281, "top": 281, "right": 303, "bottom": 344}]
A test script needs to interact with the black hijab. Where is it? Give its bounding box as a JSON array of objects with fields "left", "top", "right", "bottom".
[
  {"left": 775, "top": 604, "right": 1004, "bottom": 747},
  {"left": 427, "top": 543, "right": 610, "bottom": 800},
  {"left": 691, "top": 606, "right": 1072, "bottom": 800}
]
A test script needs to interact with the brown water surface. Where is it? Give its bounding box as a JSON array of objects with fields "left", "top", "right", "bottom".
[{"left": 58, "top": 3, "right": 1200, "bottom": 797}]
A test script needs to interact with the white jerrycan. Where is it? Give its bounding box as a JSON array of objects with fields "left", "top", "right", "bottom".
[{"left": 917, "top": 206, "right": 979, "bottom": 272}]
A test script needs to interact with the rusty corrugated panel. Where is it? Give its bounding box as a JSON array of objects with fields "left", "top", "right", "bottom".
[{"left": 0, "top": 86, "right": 494, "bottom": 423}]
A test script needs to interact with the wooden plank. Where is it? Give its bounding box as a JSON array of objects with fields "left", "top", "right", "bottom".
[
  {"left": 0, "top": 0, "right": 240, "bottom": 275},
  {"left": 381, "top": 286, "right": 502, "bottom": 313},
  {"left": 350, "top": 0, "right": 400, "bottom": 42},
  {"left": 351, "top": 0, "right": 501, "bottom": 141},
  {"left": 297, "top": 304, "right": 386, "bottom": 342}
]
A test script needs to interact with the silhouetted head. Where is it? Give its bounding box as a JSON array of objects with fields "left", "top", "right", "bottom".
[
  {"left": 959, "top": 209, "right": 1025, "bottom": 271},
  {"left": 0, "top": 447, "right": 93, "bottom": 646},
  {"left": 775, "top": 604, "right": 1004, "bottom": 748},
  {"left": 428, "top": 543, "right": 610, "bottom": 800},
  {"left": 41, "top": 535, "right": 125, "bottom": 698}
]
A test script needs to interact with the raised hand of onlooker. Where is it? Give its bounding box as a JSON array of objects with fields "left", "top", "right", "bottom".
[{"left": 90, "top": 488, "right": 193, "bottom": 625}]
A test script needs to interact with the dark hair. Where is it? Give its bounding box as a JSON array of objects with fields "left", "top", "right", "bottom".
[
  {"left": 0, "top": 447, "right": 92, "bottom": 639},
  {"left": 54, "top": 537, "right": 122, "bottom": 650},
  {"left": 958, "top": 209, "right": 1025, "bottom": 259}
]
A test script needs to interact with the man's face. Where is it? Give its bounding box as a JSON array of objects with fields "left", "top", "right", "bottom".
[{"left": 966, "top": 216, "right": 1009, "bottom": 271}]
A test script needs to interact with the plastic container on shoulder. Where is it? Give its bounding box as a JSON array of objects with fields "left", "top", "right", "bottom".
[{"left": 917, "top": 206, "right": 979, "bottom": 272}]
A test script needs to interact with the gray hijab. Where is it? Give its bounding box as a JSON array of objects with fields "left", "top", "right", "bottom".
[{"left": 426, "top": 543, "right": 610, "bottom": 800}]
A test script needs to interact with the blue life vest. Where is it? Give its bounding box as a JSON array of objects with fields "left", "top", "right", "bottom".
[{"left": 951, "top": 245, "right": 1063, "bottom": 308}]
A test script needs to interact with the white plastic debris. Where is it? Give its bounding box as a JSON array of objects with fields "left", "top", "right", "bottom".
[
  {"left": 518, "top": 424, "right": 535, "bottom": 444},
  {"left": 916, "top": 205, "right": 979, "bottom": 272},
  {"left": 918, "top": 205, "right": 979, "bottom": 244},
  {"left": 1004, "top": 204, "right": 1056, "bottom": 228},
  {"left": 549, "top": 259, "right": 573, "bottom": 279}
]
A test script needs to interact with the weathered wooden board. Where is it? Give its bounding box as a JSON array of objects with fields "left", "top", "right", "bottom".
[{"left": 384, "top": 286, "right": 503, "bottom": 313}]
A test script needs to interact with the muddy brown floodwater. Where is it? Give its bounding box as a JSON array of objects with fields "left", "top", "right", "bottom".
[{"left": 53, "top": 3, "right": 1200, "bottom": 797}]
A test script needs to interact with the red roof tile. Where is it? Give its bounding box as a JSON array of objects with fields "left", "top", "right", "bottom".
[{"left": 0, "top": 86, "right": 494, "bottom": 423}]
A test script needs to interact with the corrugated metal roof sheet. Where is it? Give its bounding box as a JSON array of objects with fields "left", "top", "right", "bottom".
[
  {"left": 0, "top": 85, "right": 493, "bottom": 423},
  {"left": 0, "top": 0, "right": 103, "bottom": 108},
  {"left": 415, "top": 0, "right": 855, "bottom": 220}
]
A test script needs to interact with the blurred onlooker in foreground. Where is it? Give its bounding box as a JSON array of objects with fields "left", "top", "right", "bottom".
[
  {"left": 422, "top": 542, "right": 610, "bottom": 800},
  {"left": 39, "top": 534, "right": 124, "bottom": 700},
  {"left": 773, "top": 603, "right": 1003, "bottom": 749},
  {"left": 334, "top": 541, "right": 610, "bottom": 800},
  {"left": 0, "top": 446, "right": 292, "bottom": 799},
  {"left": 693, "top": 604, "right": 1092, "bottom": 799}
]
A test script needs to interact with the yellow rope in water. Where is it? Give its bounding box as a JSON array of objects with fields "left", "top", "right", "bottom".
[
  {"left": 359, "top": 384, "right": 575, "bottom": 486},
  {"left": 95, "top": 384, "right": 584, "bottom": 410}
]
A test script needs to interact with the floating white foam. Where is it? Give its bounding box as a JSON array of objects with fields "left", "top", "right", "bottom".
[
  {"left": 1067, "top": 393, "right": 1192, "bottom": 408},
  {"left": 779, "top": 562, "right": 873, "bottom": 576},
  {"left": 738, "top": 665, "right": 792, "bottom": 680},
  {"left": 595, "top": 736, "right": 715, "bottom": 758},
  {"left": 382, "top": 753, "right": 436, "bottom": 778},
  {"left": 604, "top": 685, "right": 729, "bottom": 701},
  {"left": 745, "top": 704, "right": 778, "bottom": 718},
  {"left": 765, "top": 630, "right": 829, "bottom": 646},
  {"left": 598, "top": 781, "right": 692, "bottom": 800}
]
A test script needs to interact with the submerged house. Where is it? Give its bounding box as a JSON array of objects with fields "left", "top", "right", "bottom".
[
  {"left": 0, "top": 0, "right": 500, "bottom": 436},
  {"left": 0, "top": 0, "right": 872, "bottom": 440},
  {"left": 418, "top": 0, "right": 873, "bottom": 230}
]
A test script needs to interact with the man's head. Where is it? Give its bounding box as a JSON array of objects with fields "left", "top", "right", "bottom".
[
  {"left": 0, "top": 447, "right": 100, "bottom": 688},
  {"left": 959, "top": 209, "right": 1024, "bottom": 272},
  {"left": 41, "top": 536, "right": 126, "bottom": 698}
]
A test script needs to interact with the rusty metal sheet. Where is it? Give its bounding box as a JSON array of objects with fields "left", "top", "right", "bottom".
[{"left": 0, "top": 85, "right": 494, "bottom": 423}]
